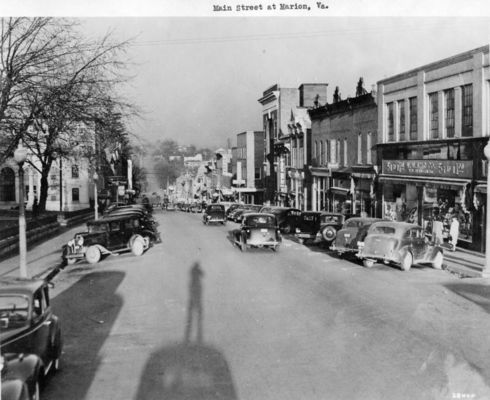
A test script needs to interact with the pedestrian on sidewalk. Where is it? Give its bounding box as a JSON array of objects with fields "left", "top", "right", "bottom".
[
  {"left": 432, "top": 210, "right": 444, "bottom": 246},
  {"left": 449, "top": 215, "right": 460, "bottom": 251}
]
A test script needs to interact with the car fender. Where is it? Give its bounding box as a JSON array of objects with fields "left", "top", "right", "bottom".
[
  {"left": 4, "top": 354, "right": 43, "bottom": 384},
  {"left": 1, "top": 379, "right": 29, "bottom": 400},
  {"left": 398, "top": 246, "right": 413, "bottom": 263}
]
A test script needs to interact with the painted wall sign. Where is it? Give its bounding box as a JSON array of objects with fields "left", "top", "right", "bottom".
[{"left": 383, "top": 160, "right": 473, "bottom": 179}]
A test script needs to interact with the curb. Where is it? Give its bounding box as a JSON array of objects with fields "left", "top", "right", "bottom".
[{"left": 443, "top": 263, "right": 482, "bottom": 279}]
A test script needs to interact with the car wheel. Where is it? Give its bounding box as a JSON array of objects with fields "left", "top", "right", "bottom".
[
  {"left": 240, "top": 241, "right": 247, "bottom": 252},
  {"left": 298, "top": 238, "right": 304, "bottom": 245},
  {"left": 363, "top": 259, "right": 374, "bottom": 268},
  {"left": 432, "top": 251, "right": 444, "bottom": 270},
  {"left": 85, "top": 246, "right": 101, "bottom": 264},
  {"left": 131, "top": 237, "right": 145, "bottom": 256},
  {"left": 322, "top": 226, "right": 337, "bottom": 242},
  {"left": 401, "top": 252, "right": 413, "bottom": 271},
  {"left": 272, "top": 245, "right": 280, "bottom": 252}
]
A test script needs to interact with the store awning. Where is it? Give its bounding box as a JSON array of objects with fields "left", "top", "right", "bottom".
[
  {"left": 474, "top": 184, "right": 487, "bottom": 194},
  {"left": 332, "top": 167, "right": 353, "bottom": 180},
  {"left": 351, "top": 165, "right": 376, "bottom": 179},
  {"left": 329, "top": 187, "right": 350, "bottom": 196}
]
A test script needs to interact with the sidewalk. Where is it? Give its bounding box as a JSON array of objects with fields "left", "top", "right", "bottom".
[
  {"left": 443, "top": 246, "right": 486, "bottom": 278},
  {"left": 0, "top": 225, "right": 84, "bottom": 281}
]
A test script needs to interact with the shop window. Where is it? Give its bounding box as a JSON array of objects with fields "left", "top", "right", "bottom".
[
  {"left": 387, "top": 102, "right": 394, "bottom": 142},
  {"left": 462, "top": 84, "right": 473, "bottom": 137},
  {"left": 445, "top": 89, "right": 455, "bottom": 138},
  {"left": 0, "top": 167, "right": 15, "bottom": 201},
  {"left": 72, "top": 188, "right": 79, "bottom": 202},
  {"left": 398, "top": 100, "right": 405, "bottom": 141},
  {"left": 429, "top": 92, "right": 439, "bottom": 139},
  {"left": 409, "top": 97, "right": 418, "bottom": 140}
]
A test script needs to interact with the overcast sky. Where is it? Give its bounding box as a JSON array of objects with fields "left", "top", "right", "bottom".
[{"left": 76, "top": 16, "right": 490, "bottom": 149}]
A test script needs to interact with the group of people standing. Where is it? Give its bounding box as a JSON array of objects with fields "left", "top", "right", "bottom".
[{"left": 431, "top": 208, "right": 459, "bottom": 251}]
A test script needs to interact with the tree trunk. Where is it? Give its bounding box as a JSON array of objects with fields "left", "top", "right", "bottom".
[{"left": 38, "top": 167, "right": 51, "bottom": 213}]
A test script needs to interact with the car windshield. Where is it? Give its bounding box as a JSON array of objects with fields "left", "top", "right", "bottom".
[
  {"left": 0, "top": 295, "right": 29, "bottom": 330},
  {"left": 88, "top": 223, "right": 109, "bottom": 233},
  {"left": 371, "top": 225, "right": 396, "bottom": 235},
  {"left": 321, "top": 215, "right": 342, "bottom": 224},
  {"left": 245, "top": 215, "right": 275, "bottom": 227}
]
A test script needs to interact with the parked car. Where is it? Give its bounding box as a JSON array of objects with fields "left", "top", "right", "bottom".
[
  {"left": 1, "top": 353, "right": 43, "bottom": 400},
  {"left": 233, "top": 205, "right": 262, "bottom": 223},
  {"left": 261, "top": 207, "right": 302, "bottom": 234},
  {"left": 331, "top": 217, "right": 383, "bottom": 256},
  {"left": 104, "top": 209, "right": 161, "bottom": 243},
  {"left": 295, "top": 212, "right": 348, "bottom": 247},
  {"left": 203, "top": 204, "right": 226, "bottom": 225},
  {"left": 0, "top": 278, "right": 62, "bottom": 389},
  {"left": 62, "top": 214, "right": 154, "bottom": 264},
  {"left": 233, "top": 213, "right": 281, "bottom": 252},
  {"left": 226, "top": 204, "right": 245, "bottom": 220},
  {"left": 189, "top": 202, "right": 202, "bottom": 213},
  {"left": 357, "top": 221, "right": 444, "bottom": 271}
]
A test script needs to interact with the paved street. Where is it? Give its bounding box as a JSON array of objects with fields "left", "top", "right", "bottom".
[{"left": 38, "top": 209, "right": 490, "bottom": 400}]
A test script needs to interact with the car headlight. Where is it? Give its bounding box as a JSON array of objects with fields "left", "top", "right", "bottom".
[
  {"left": 75, "top": 235, "right": 84, "bottom": 246},
  {"left": 295, "top": 228, "right": 301, "bottom": 233}
]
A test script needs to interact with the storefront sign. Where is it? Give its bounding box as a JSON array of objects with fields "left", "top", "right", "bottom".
[{"left": 383, "top": 160, "right": 472, "bottom": 179}]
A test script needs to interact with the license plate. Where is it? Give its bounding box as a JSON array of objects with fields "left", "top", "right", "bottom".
[
  {"left": 261, "top": 229, "right": 268, "bottom": 233},
  {"left": 344, "top": 233, "right": 351, "bottom": 238}
]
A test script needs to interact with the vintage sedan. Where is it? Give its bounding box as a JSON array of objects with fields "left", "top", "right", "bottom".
[
  {"left": 331, "top": 217, "right": 383, "bottom": 256},
  {"left": 2, "top": 353, "right": 43, "bottom": 400},
  {"left": 233, "top": 213, "right": 281, "bottom": 252},
  {"left": 295, "top": 212, "right": 348, "bottom": 247},
  {"left": 0, "top": 278, "right": 62, "bottom": 392},
  {"left": 357, "top": 221, "right": 444, "bottom": 271},
  {"left": 62, "top": 214, "right": 154, "bottom": 264},
  {"left": 203, "top": 204, "right": 226, "bottom": 225},
  {"left": 232, "top": 205, "right": 262, "bottom": 223},
  {"left": 105, "top": 208, "right": 161, "bottom": 243},
  {"left": 260, "top": 207, "right": 302, "bottom": 234}
]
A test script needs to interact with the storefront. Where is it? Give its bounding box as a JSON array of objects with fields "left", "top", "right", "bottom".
[
  {"left": 329, "top": 169, "right": 352, "bottom": 214},
  {"left": 310, "top": 167, "right": 330, "bottom": 211},
  {"left": 380, "top": 159, "right": 474, "bottom": 250},
  {"left": 351, "top": 165, "right": 377, "bottom": 217}
]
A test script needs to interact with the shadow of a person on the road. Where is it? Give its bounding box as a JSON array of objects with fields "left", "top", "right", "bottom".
[
  {"left": 135, "top": 261, "right": 238, "bottom": 400},
  {"left": 185, "top": 262, "right": 204, "bottom": 343}
]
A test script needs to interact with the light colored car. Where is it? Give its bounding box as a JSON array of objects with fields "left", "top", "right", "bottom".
[
  {"left": 233, "top": 213, "right": 281, "bottom": 252},
  {"left": 357, "top": 221, "right": 444, "bottom": 271}
]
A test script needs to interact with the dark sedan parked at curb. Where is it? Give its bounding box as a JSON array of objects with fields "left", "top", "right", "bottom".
[
  {"left": 203, "top": 204, "right": 226, "bottom": 225},
  {"left": 0, "top": 278, "right": 63, "bottom": 398},
  {"left": 295, "top": 212, "right": 349, "bottom": 247},
  {"left": 260, "top": 206, "right": 302, "bottom": 234},
  {"left": 2, "top": 353, "right": 43, "bottom": 400},
  {"left": 357, "top": 221, "right": 444, "bottom": 271},
  {"left": 331, "top": 217, "right": 383, "bottom": 256},
  {"left": 233, "top": 213, "right": 281, "bottom": 252},
  {"left": 62, "top": 214, "right": 154, "bottom": 264}
]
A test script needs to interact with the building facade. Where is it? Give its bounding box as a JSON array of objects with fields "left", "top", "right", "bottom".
[
  {"left": 308, "top": 90, "right": 378, "bottom": 214},
  {"left": 258, "top": 83, "right": 328, "bottom": 206},
  {"left": 377, "top": 45, "right": 490, "bottom": 252},
  {"left": 234, "top": 131, "right": 264, "bottom": 204}
]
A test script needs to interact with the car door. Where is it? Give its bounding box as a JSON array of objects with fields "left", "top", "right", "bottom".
[
  {"left": 29, "top": 287, "right": 51, "bottom": 365},
  {"left": 108, "top": 221, "right": 126, "bottom": 250},
  {"left": 409, "top": 228, "right": 425, "bottom": 262}
]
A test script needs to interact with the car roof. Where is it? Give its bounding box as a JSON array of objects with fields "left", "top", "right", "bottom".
[
  {"left": 345, "top": 217, "right": 381, "bottom": 222},
  {"left": 0, "top": 277, "right": 45, "bottom": 295},
  {"left": 320, "top": 212, "right": 344, "bottom": 217},
  {"left": 244, "top": 212, "right": 275, "bottom": 218}
]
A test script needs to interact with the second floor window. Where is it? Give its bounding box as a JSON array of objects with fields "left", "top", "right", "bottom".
[
  {"left": 367, "top": 133, "right": 372, "bottom": 164},
  {"left": 343, "top": 139, "right": 348, "bottom": 166},
  {"left": 319, "top": 141, "right": 324, "bottom": 165},
  {"left": 387, "top": 103, "right": 394, "bottom": 142},
  {"left": 462, "top": 84, "right": 473, "bottom": 137},
  {"left": 409, "top": 97, "right": 417, "bottom": 140},
  {"left": 330, "top": 139, "right": 337, "bottom": 164},
  {"left": 71, "top": 165, "right": 79, "bottom": 179},
  {"left": 445, "top": 88, "right": 455, "bottom": 138},
  {"left": 398, "top": 100, "right": 405, "bottom": 141},
  {"left": 357, "top": 133, "right": 362, "bottom": 164},
  {"left": 429, "top": 92, "right": 439, "bottom": 139}
]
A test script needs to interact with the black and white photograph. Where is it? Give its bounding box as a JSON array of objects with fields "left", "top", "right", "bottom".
[{"left": 1, "top": 1, "right": 490, "bottom": 399}]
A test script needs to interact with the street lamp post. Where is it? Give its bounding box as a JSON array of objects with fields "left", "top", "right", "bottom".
[
  {"left": 93, "top": 172, "right": 99, "bottom": 220},
  {"left": 483, "top": 142, "right": 490, "bottom": 278},
  {"left": 14, "top": 144, "right": 28, "bottom": 278}
]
